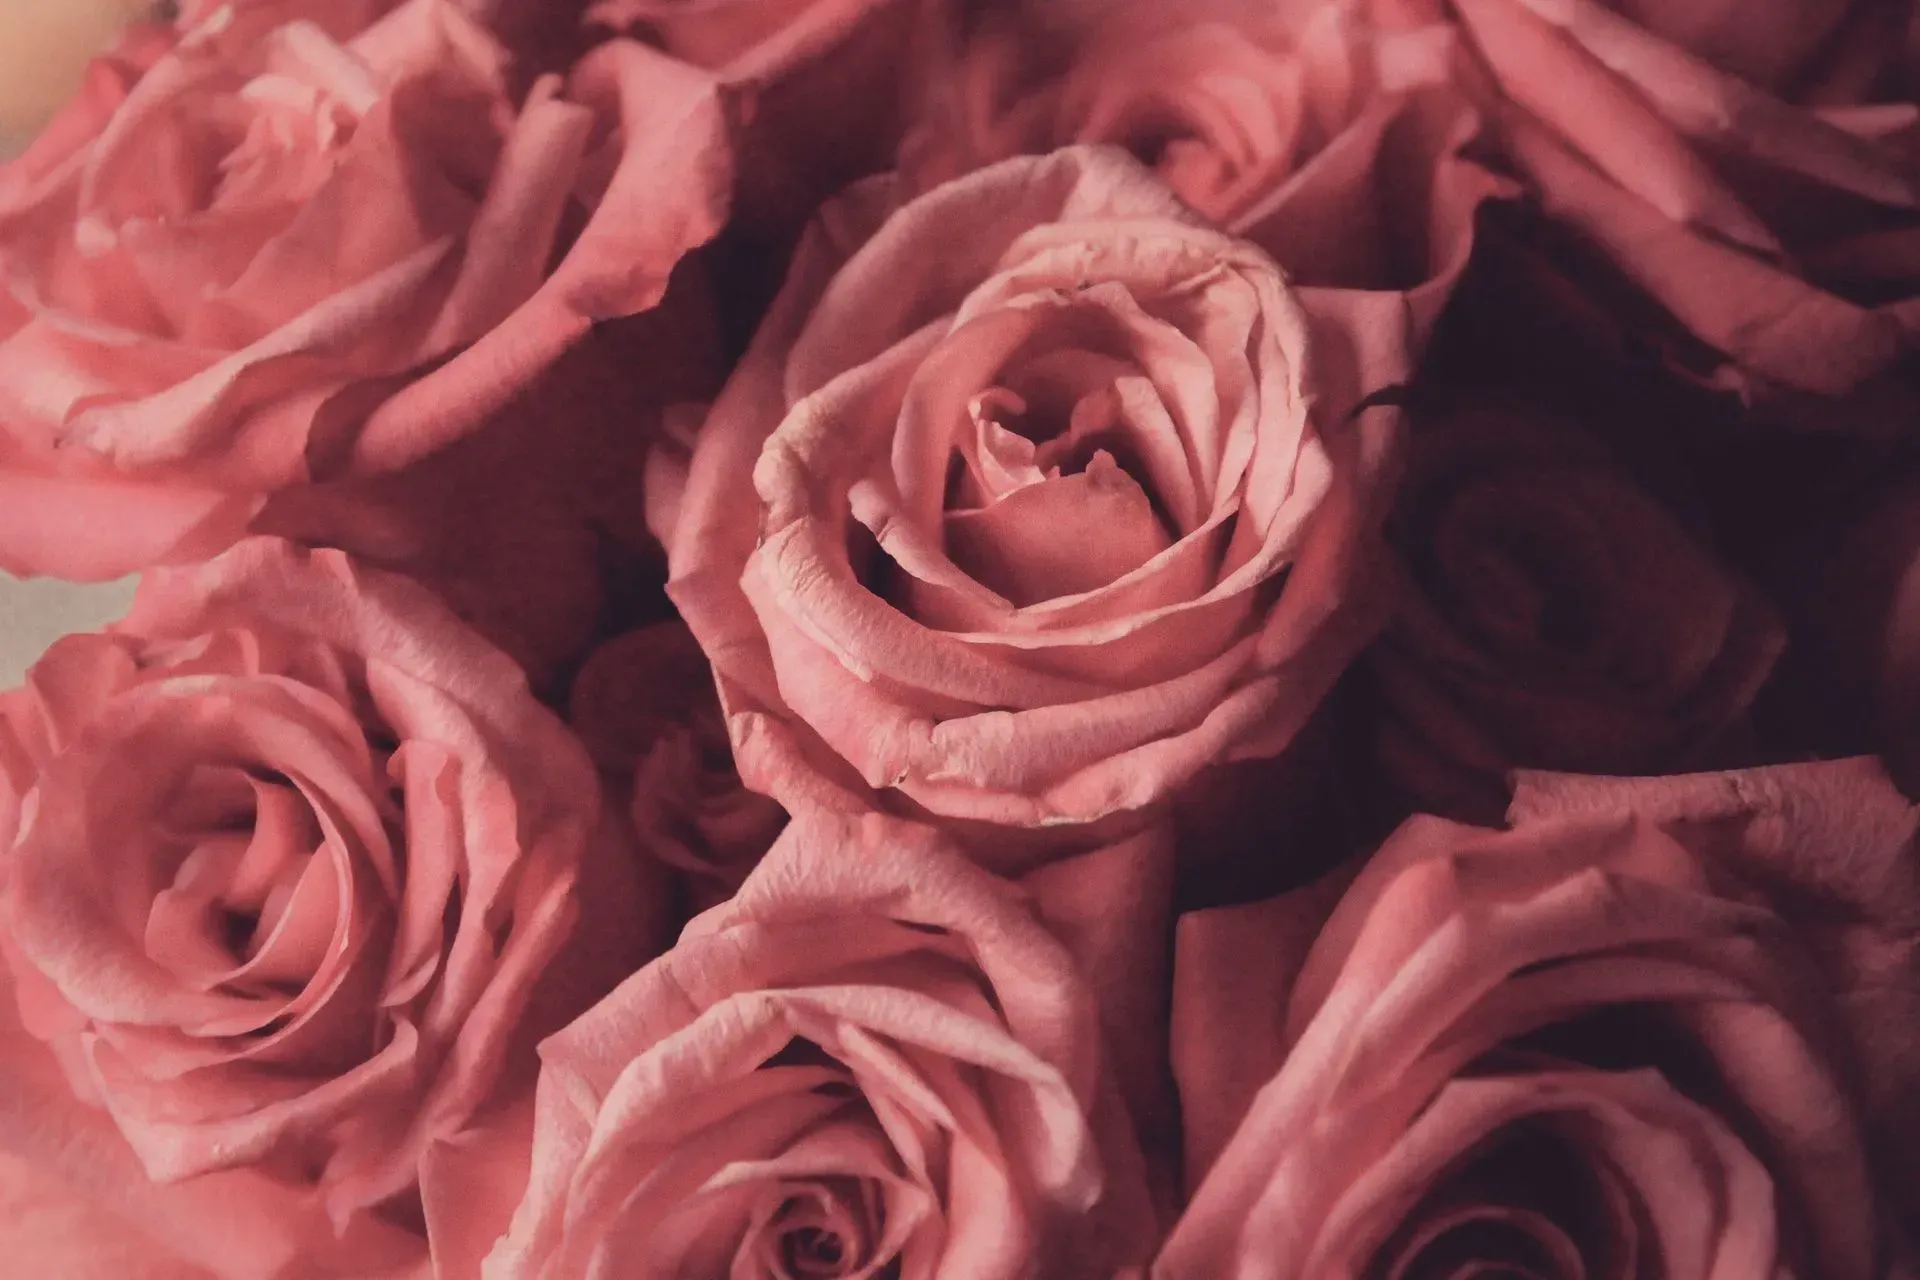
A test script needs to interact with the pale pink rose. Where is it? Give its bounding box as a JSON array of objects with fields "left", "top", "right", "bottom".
[
  {"left": 1425, "top": 0, "right": 1920, "bottom": 416},
  {"left": 659, "top": 147, "right": 1400, "bottom": 858},
  {"left": 0, "top": 953, "right": 432, "bottom": 1280},
  {"left": 1158, "top": 757, "right": 1920, "bottom": 1278},
  {"left": 421, "top": 811, "right": 1162, "bottom": 1279},
  {"left": 0, "top": 0, "right": 732, "bottom": 581},
  {"left": 568, "top": 621, "right": 788, "bottom": 914},
  {"left": 1369, "top": 399, "right": 1784, "bottom": 823},
  {"left": 0, "top": 538, "right": 650, "bottom": 1276}
]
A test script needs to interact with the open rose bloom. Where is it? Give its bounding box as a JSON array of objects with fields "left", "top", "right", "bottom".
[
  {"left": 663, "top": 146, "right": 1402, "bottom": 850},
  {"left": 423, "top": 812, "right": 1160, "bottom": 1279},
  {"left": 1161, "top": 758, "right": 1920, "bottom": 1277},
  {"left": 0, "top": 0, "right": 732, "bottom": 580},
  {"left": 0, "top": 538, "right": 646, "bottom": 1277}
]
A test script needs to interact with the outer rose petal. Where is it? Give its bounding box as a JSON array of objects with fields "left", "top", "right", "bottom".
[
  {"left": 1602, "top": 0, "right": 1909, "bottom": 97},
  {"left": 346, "top": 36, "right": 736, "bottom": 472},
  {"left": 256, "top": 284, "right": 728, "bottom": 692},
  {"left": 0, "top": 959, "right": 429, "bottom": 1280},
  {"left": 1506, "top": 759, "right": 1920, "bottom": 1219},
  {"left": 590, "top": 0, "right": 928, "bottom": 248}
]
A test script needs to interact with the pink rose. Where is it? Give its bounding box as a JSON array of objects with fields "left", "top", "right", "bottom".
[
  {"left": 0, "top": 538, "right": 647, "bottom": 1276},
  {"left": 0, "top": 0, "right": 732, "bottom": 581},
  {"left": 422, "top": 812, "right": 1161, "bottom": 1278},
  {"left": 1369, "top": 398, "right": 1784, "bottom": 822},
  {"left": 1158, "top": 758, "right": 1920, "bottom": 1278},
  {"left": 661, "top": 147, "right": 1398, "bottom": 858},
  {"left": 568, "top": 621, "right": 788, "bottom": 914},
  {"left": 901, "top": 1, "right": 1513, "bottom": 388},
  {"left": 1429, "top": 0, "right": 1920, "bottom": 415}
]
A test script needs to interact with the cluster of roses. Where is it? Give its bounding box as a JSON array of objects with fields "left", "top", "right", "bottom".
[{"left": 1, "top": 0, "right": 1918, "bottom": 1276}]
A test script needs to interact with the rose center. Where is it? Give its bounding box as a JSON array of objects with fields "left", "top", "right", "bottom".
[
  {"left": 143, "top": 766, "right": 337, "bottom": 998},
  {"left": 781, "top": 1224, "right": 847, "bottom": 1276}
]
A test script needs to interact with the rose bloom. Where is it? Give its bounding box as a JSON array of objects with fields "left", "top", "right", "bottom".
[
  {"left": 899, "top": 0, "right": 1513, "bottom": 374},
  {"left": 1157, "top": 757, "right": 1920, "bottom": 1278},
  {"left": 420, "top": 811, "right": 1161, "bottom": 1279},
  {"left": 0, "top": 0, "right": 731, "bottom": 581},
  {"left": 1414, "top": 0, "right": 1920, "bottom": 415},
  {"left": 660, "top": 146, "right": 1399, "bottom": 856},
  {"left": 0, "top": 537, "right": 646, "bottom": 1278},
  {"left": 568, "top": 620, "right": 788, "bottom": 914},
  {"left": 1369, "top": 398, "right": 1784, "bottom": 823}
]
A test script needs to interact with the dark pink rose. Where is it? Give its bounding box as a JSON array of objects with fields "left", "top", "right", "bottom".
[
  {"left": 659, "top": 146, "right": 1400, "bottom": 861},
  {"left": 1769, "top": 467, "right": 1920, "bottom": 794},
  {"left": 1160, "top": 758, "right": 1920, "bottom": 1278},
  {"left": 0, "top": 538, "right": 649, "bottom": 1277},
  {"left": 421, "top": 812, "right": 1162, "bottom": 1279},
  {"left": 1370, "top": 399, "right": 1785, "bottom": 822},
  {"left": 568, "top": 621, "right": 788, "bottom": 914},
  {"left": 0, "top": 0, "right": 732, "bottom": 580},
  {"left": 904, "top": 3, "right": 1439, "bottom": 227},
  {"left": 1427, "top": 0, "right": 1920, "bottom": 417}
]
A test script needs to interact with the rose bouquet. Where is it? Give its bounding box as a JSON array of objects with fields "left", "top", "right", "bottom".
[{"left": 0, "top": 0, "right": 1916, "bottom": 1277}]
